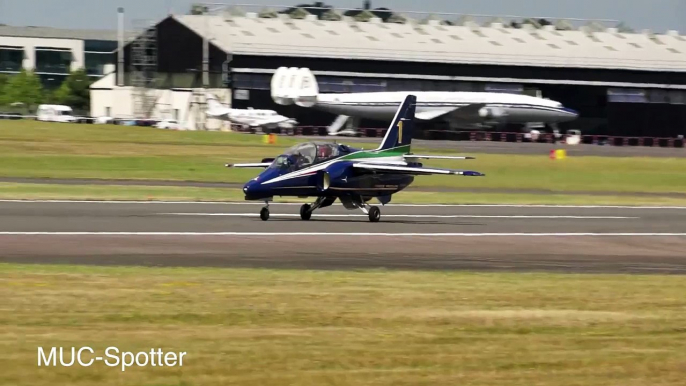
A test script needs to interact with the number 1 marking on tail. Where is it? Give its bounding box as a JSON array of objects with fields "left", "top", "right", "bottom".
[{"left": 397, "top": 120, "right": 403, "bottom": 145}]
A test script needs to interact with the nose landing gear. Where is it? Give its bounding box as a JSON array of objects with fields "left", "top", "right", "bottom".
[{"left": 260, "top": 200, "right": 270, "bottom": 221}]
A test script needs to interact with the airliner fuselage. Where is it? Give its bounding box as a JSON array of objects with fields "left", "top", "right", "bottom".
[{"left": 314, "top": 91, "right": 578, "bottom": 124}]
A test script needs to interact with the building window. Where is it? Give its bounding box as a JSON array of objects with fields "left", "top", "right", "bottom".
[
  {"left": 486, "top": 83, "right": 523, "bottom": 94},
  {"left": 85, "top": 52, "right": 114, "bottom": 76},
  {"left": 669, "top": 90, "right": 686, "bottom": 105},
  {"left": 105, "top": 107, "right": 111, "bottom": 117},
  {"left": 0, "top": 46, "right": 24, "bottom": 72},
  {"left": 35, "top": 47, "right": 73, "bottom": 74},
  {"left": 233, "top": 73, "right": 251, "bottom": 88},
  {"left": 607, "top": 88, "right": 647, "bottom": 103},
  {"left": 174, "top": 109, "right": 179, "bottom": 120}
]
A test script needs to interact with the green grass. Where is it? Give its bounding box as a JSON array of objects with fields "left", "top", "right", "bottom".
[
  {"left": 2, "top": 121, "right": 686, "bottom": 195},
  {"left": 3, "top": 182, "right": 686, "bottom": 206},
  {"left": 1, "top": 263, "right": 685, "bottom": 386}
]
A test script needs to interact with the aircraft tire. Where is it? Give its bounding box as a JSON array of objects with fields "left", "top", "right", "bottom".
[
  {"left": 368, "top": 206, "right": 381, "bottom": 223},
  {"left": 260, "top": 207, "right": 270, "bottom": 221},
  {"left": 300, "top": 204, "right": 312, "bottom": 220}
]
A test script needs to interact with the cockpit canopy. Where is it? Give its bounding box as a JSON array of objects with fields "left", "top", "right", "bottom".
[{"left": 268, "top": 142, "right": 351, "bottom": 171}]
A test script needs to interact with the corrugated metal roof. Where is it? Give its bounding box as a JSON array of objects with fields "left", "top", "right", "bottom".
[
  {"left": 0, "top": 25, "right": 119, "bottom": 41},
  {"left": 174, "top": 14, "right": 686, "bottom": 72}
]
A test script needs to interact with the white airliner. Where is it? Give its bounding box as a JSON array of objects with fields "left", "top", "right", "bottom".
[
  {"left": 206, "top": 93, "right": 297, "bottom": 130},
  {"left": 270, "top": 67, "right": 578, "bottom": 135}
]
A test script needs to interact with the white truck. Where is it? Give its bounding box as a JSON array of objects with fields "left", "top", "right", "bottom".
[{"left": 36, "top": 105, "right": 77, "bottom": 123}]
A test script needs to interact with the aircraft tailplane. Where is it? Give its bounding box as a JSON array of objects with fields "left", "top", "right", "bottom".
[{"left": 377, "top": 94, "right": 416, "bottom": 151}]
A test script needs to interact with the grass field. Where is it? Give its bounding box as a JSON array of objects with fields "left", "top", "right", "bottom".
[
  {"left": 1, "top": 263, "right": 685, "bottom": 386},
  {"left": 2, "top": 121, "right": 686, "bottom": 197}
]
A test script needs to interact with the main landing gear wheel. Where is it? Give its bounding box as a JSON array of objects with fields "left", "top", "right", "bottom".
[
  {"left": 368, "top": 206, "right": 381, "bottom": 223},
  {"left": 300, "top": 204, "right": 312, "bottom": 220},
  {"left": 260, "top": 207, "right": 270, "bottom": 221}
]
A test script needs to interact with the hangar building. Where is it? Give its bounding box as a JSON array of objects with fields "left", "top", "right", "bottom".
[{"left": 91, "top": 5, "right": 686, "bottom": 137}]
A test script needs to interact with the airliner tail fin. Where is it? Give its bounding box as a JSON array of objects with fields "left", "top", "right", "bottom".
[
  {"left": 294, "top": 68, "right": 319, "bottom": 107},
  {"left": 271, "top": 67, "right": 319, "bottom": 107}
]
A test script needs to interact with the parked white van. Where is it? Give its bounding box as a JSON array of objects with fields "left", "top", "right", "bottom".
[{"left": 37, "top": 105, "right": 77, "bottom": 123}]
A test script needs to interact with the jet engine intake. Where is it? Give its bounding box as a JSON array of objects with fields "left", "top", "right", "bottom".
[{"left": 318, "top": 162, "right": 353, "bottom": 192}]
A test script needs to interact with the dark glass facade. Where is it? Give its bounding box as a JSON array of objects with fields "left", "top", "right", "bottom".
[
  {"left": 0, "top": 46, "right": 24, "bottom": 72},
  {"left": 35, "top": 48, "right": 72, "bottom": 74},
  {"left": 85, "top": 52, "right": 114, "bottom": 76}
]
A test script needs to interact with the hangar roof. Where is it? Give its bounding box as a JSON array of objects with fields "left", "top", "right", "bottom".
[
  {"left": 173, "top": 13, "right": 686, "bottom": 72},
  {"left": 0, "top": 25, "right": 119, "bottom": 41}
]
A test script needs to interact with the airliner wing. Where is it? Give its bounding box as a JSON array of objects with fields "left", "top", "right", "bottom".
[
  {"left": 415, "top": 109, "right": 455, "bottom": 121},
  {"left": 225, "top": 162, "right": 272, "bottom": 168},
  {"left": 415, "top": 103, "right": 487, "bottom": 121},
  {"left": 353, "top": 163, "right": 484, "bottom": 176}
]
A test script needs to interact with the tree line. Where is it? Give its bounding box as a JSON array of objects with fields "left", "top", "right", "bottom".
[{"left": 0, "top": 69, "right": 92, "bottom": 113}]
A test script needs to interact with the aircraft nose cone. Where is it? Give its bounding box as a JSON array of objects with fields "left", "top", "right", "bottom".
[
  {"left": 562, "top": 107, "right": 579, "bottom": 119},
  {"left": 243, "top": 179, "right": 271, "bottom": 199},
  {"left": 243, "top": 180, "right": 257, "bottom": 193}
]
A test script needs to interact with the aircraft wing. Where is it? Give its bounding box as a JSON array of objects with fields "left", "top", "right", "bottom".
[
  {"left": 353, "top": 163, "right": 484, "bottom": 176},
  {"left": 415, "top": 103, "right": 488, "bottom": 121},
  {"left": 404, "top": 154, "right": 475, "bottom": 161},
  {"left": 225, "top": 162, "right": 272, "bottom": 168}
]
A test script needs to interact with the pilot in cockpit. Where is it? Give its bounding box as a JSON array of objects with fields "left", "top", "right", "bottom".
[
  {"left": 293, "top": 154, "right": 311, "bottom": 170},
  {"left": 317, "top": 145, "right": 332, "bottom": 160}
]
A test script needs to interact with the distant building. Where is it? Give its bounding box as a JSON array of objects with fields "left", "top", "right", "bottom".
[
  {"left": 91, "top": 6, "right": 686, "bottom": 136},
  {"left": 0, "top": 25, "right": 118, "bottom": 87}
]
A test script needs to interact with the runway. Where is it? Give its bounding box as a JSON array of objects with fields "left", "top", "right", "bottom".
[{"left": 1, "top": 200, "right": 686, "bottom": 274}]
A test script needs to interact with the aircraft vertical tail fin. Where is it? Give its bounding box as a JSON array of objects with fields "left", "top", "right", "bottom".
[
  {"left": 205, "top": 93, "right": 230, "bottom": 116},
  {"left": 271, "top": 67, "right": 298, "bottom": 105},
  {"left": 294, "top": 68, "right": 319, "bottom": 108},
  {"left": 377, "top": 94, "right": 416, "bottom": 152}
]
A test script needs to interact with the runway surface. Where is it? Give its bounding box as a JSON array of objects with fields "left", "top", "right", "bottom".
[{"left": 1, "top": 200, "right": 686, "bottom": 274}]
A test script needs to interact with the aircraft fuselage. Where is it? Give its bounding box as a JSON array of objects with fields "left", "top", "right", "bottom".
[{"left": 313, "top": 91, "right": 577, "bottom": 124}]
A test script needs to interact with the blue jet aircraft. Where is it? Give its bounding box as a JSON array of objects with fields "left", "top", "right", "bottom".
[{"left": 226, "top": 95, "right": 485, "bottom": 222}]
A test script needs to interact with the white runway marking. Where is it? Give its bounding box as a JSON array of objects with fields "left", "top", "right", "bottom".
[
  {"left": 1, "top": 232, "right": 685, "bottom": 237},
  {"left": 162, "top": 213, "right": 638, "bottom": 220},
  {"left": 0, "top": 200, "right": 684, "bottom": 210}
]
